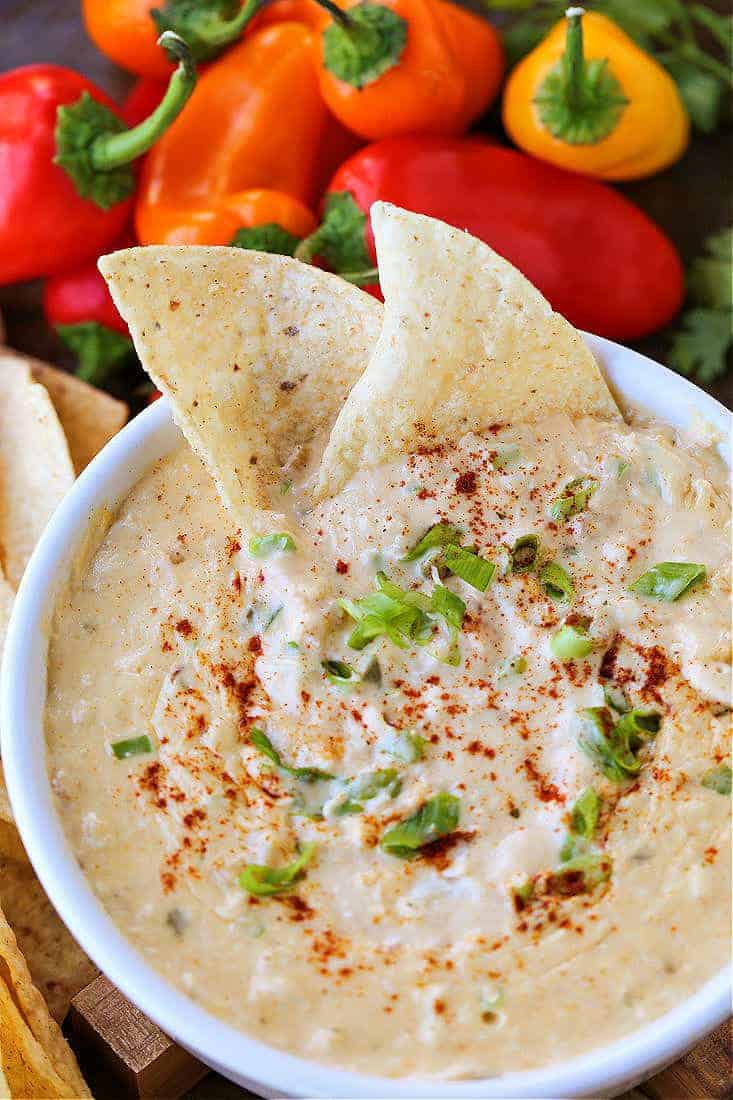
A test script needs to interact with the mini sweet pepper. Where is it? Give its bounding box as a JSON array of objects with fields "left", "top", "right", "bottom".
[
  {"left": 503, "top": 6, "right": 689, "bottom": 181},
  {"left": 0, "top": 33, "right": 196, "bottom": 285},
  {"left": 313, "top": 0, "right": 504, "bottom": 140},
  {"left": 135, "top": 22, "right": 335, "bottom": 244}
]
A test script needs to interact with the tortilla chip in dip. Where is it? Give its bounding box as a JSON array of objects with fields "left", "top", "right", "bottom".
[
  {"left": 100, "top": 246, "right": 382, "bottom": 532},
  {"left": 0, "top": 905, "right": 90, "bottom": 1098},
  {"left": 0, "top": 358, "right": 74, "bottom": 589},
  {"left": 316, "top": 203, "right": 619, "bottom": 499}
]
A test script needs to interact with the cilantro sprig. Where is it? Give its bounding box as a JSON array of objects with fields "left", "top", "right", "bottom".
[{"left": 668, "top": 227, "right": 732, "bottom": 384}]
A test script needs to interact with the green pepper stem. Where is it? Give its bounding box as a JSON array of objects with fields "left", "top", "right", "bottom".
[
  {"left": 562, "top": 7, "right": 586, "bottom": 110},
  {"left": 194, "top": 0, "right": 264, "bottom": 50},
  {"left": 314, "top": 0, "right": 353, "bottom": 30},
  {"left": 338, "top": 266, "right": 379, "bottom": 286},
  {"left": 90, "top": 32, "right": 196, "bottom": 171}
]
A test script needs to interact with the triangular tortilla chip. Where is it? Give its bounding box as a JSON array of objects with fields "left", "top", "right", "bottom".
[
  {"left": 0, "top": 906, "right": 90, "bottom": 1098},
  {"left": 0, "top": 360, "right": 74, "bottom": 588},
  {"left": 316, "top": 203, "right": 619, "bottom": 499},
  {"left": 100, "top": 246, "right": 382, "bottom": 532}
]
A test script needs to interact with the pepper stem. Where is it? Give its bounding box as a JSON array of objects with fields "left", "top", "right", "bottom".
[
  {"left": 532, "top": 6, "right": 629, "bottom": 146},
  {"left": 193, "top": 0, "right": 265, "bottom": 50},
  {"left": 91, "top": 33, "right": 196, "bottom": 170},
  {"left": 563, "top": 7, "right": 586, "bottom": 110},
  {"left": 314, "top": 0, "right": 353, "bottom": 30}
]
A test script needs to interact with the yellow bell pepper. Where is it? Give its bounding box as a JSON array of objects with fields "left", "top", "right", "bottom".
[{"left": 503, "top": 6, "right": 689, "bottom": 181}]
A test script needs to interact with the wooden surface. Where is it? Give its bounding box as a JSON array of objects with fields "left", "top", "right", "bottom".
[{"left": 1, "top": 2, "right": 731, "bottom": 1098}]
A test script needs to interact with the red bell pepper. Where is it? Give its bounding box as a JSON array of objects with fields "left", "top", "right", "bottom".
[
  {"left": 0, "top": 33, "right": 195, "bottom": 286},
  {"left": 312, "top": 136, "right": 684, "bottom": 341}
]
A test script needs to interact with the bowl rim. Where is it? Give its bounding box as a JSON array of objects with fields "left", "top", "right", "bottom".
[{"left": 2, "top": 334, "right": 731, "bottom": 1099}]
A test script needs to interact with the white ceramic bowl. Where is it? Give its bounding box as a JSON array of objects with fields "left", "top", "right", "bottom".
[{"left": 2, "top": 334, "right": 731, "bottom": 1099}]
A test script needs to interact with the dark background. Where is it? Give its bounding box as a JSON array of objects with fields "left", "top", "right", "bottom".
[{"left": 1, "top": 0, "right": 732, "bottom": 410}]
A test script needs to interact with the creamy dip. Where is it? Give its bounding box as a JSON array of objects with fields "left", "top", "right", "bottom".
[{"left": 46, "top": 413, "right": 731, "bottom": 1079}]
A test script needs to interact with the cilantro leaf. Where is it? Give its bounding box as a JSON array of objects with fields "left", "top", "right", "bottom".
[{"left": 668, "top": 226, "right": 732, "bottom": 384}]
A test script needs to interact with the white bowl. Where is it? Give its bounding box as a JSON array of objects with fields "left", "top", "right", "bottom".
[{"left": 2, "top": 334, "right": 731, "bottom": 1099}]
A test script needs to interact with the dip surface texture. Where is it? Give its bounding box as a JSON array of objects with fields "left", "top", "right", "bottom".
[{"left": 45, "top": 413, "right": 731, "bottom": 1079}]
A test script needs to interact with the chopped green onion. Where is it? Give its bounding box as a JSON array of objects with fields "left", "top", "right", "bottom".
[
  {"left": 603, "top": 683, "right": 629, "bottom": 713},
  {"left": 250, "top": 727, "right": 335, "bottom": 783},
  {"left": 613, "top": 708, "right": 661, "bottom": 741},
  {"left": 511, "top": 878, "right": 534, "bottom": 907},
  {"left": 239, "top": 843, "right": 316, "bottom": 897},
  {"left": 510, "top": 534, "right": 540, "bottom": 573},
  {"left": 401, "top": 522, "right": 461, "bottom": 562},
  {"left": 701, "top": 763, "right": 731, "bottom": 795},
  {"left": 363, "top": 658, "right": 382, "bottom": 684},
  {"left": 111, "top": 735, "right": 152, "bottom": 760},
  {"left": 280, "top": 478, "right": 293, "bottom": 495},
  {"left": 336, "top": 769, "right": 402, "bottom": 814},
  {"left": 491, "top": 446, "right": 521, "bottom": 470},
  {"left": 629, "top": 562, "right": 706, "bottom": 602},
  {"left": 286, "top": 640, "right": 300, "bottom": 650},
  {"left": 550, "top": 621, "right": 593, "bottom": 660},
  {"left": 430, "top": 584, "right": 466, "bottom": 630},
  {"left": 577, "top": 706, "right": 659, "bottom": 784},
  {"left": 248, "top": 532, "right": 296, "bottom": 557},
  {"left": 443, "top": 544, "right": 495, "bottom": 592},
  {"left": 568, "top": 787, "right": 601, "bottom": 842},
  {"left": 498, "top": 654, "right": 527, "bottom": 678},
  {"left": 540, "top": 561, "right": 574, "bottom": 601},
  {"left": 381, "top": 727, "right": 426, "bottom": 763},
  {"left": 339, "top": 573, "right": 431, "bottom": 650},
  {"left": 549, "top": 476, "right": 599, "bottom": 521},
  {"left": 263, "top": 604, "right": 283, "bottom": 631},
  {"left": 380, "top": 792, "right": 461, "bottom": 859},
  {"left": 551, "top": 848, "right": 612, "bottom": 892},
  {"left": 322, "top": 659, "right": 357, "bottom": 687},
  {"left": 614, "top": 458, "right": 630, "bottom": 479}
]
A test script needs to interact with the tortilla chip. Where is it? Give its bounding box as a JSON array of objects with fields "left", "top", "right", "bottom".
[
  {"left": 26, "top": 358, "right": 128, "bottom": 474},
  {"left": 316, "top": 203, "right": 619, "bottom": 499},
  {"left": 0, "top": 359, "right": 74, "bottom": 589},
  {"left": 0, "top": 905, "right": 90, "bottom": 1098},
  {"left": 0, "top": 858, "right": 97, "bottom": 1024},
  {"left": 100, "top": 246, "right": 382, "bottom": 531}
]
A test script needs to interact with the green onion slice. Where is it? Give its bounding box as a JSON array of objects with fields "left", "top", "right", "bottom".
[
  {"left": 603, "top": 683, "right": 629, "bottom": 713},
  {"left": 498, "top": 654, "right": 527, "bottom": 678},
  {"left": 239, "top": 843, "right": 316, "bottom": 897},
  {"left": 701, "top": 763, "right": 731, "bottom": 795},
  {"left": 552, "top": 847, "right": 612, "bottom": 892},
  {"left": 335, "top": 769, "right": 401, "bottom": 815},
  {"left": 250, "top": 727, "right": 335, "bottom": 783},
  {"left": 381, "top": 727, "right": 426, "bottom": 763},
  {"left": 577, "top": 706, "right": 660, "bottom": 784},
  {"left": 248, "top": 532, "right": 296, "bottom": 557},
  {"left": 540, "top": 561, "right": 574, "bottom": 602},
  {"left": 568, "top": 786, "right": 601, "bottom": 841},
  {"left": 443, "top": 544, "right": 495, "bottom": 592},
  {"left": 491, "top": 446, "right": 521, "bottom": 470},
  {"left": 550, "top": 621, "right": 593, "bottom": 661},
  {"left": 549, "top": 476, "right": 599, "bottom": 521},
  {"left": 401, "top": 522, "right": 461, "bottom": 562},
  {"left": 111, "top": 735, "right": 152, "bottom": 760},
  {"left": 510, "top": 534, "right": 540, "bottom": 573},
  {"left": 629, "top": 562, "right": 706, "bottom": 602},
  {"left": 321, "top": 659, "right": 357, "bottom": 687},
  {"left": 380, "top": 792, "right": 460, "bottom": 859}
]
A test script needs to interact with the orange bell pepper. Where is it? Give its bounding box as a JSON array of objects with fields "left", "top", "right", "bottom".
[
  {"left": 135, "top": 22, "right": 330, "bottom": 244},
  {"left": 143, "top": 187, "right": 317, "bottom": 247},
  {"left": 82, "top": 0, "right": 289, "bottom": 78},
  {"left": 312, "top": 0, "right": 504, "bottom": 140}
]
